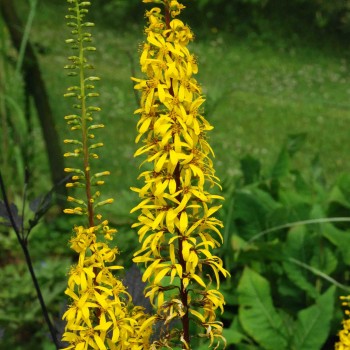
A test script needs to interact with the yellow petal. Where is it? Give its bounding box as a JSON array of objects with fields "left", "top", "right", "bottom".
[{"left": 179, "top": 211, "right": 188, "bottom": 233}]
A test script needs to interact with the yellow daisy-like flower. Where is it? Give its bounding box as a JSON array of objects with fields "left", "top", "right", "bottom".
[{"left": 132, "top": 0, "right": 229, "bottom": 348}]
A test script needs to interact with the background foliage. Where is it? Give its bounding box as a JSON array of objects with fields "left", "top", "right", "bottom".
[
  {"left": 1, "top": 0, "right": 350, "bottom": 348},
  {"left": 91, "top": 0, "right": 350, "bottom": 35}
]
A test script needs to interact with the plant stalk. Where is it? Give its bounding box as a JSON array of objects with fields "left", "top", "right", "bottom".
[
  {"left": 76, "top": 0, "right": 94, "bottom": 228},
  {"left": 164, "top": 1, "right": 191, "bottom": 345},
  {"left": 0, "top": 170, "right": 59, "bottom": 349}
]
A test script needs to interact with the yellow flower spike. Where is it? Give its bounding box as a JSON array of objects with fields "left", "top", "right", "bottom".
[
  {"left": 62, "top": 0, "right": 151, "bottom": 348},
  {"left": 132, "top": 0, "right": 229, "bottom": 348}
]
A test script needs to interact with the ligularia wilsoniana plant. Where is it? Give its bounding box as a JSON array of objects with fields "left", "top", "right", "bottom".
[
  {"left": 131, "top": 0, "right": 229, "bottom": 348},
  {"left": 61, "top": 1, "right": 152, "bottom": 349}
]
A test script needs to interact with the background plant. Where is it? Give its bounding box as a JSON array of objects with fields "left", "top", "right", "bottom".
[{"left": 219, "top": 133, "right": 350, "bottom": 349}]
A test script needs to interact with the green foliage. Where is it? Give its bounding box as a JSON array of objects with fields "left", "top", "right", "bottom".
[
  {"left": 0, "top": 256, "right": 69, "bottom": 350},
  {"left": 93, "top": 0, "right": 350, "bottom": 37},
  {"left": 292, "top": 286, "right": 335, "bottom": 349},
  {"left": 237, "top": 267, "right": 289, "bottom": 349},
  {"left": 220, "top": 133, "right": 349, "bottom": 348}
]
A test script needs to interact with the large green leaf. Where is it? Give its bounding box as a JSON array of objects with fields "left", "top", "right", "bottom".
[
  {"left": 270, "top": 133, "right": 307, "bottom": 179},
  {"left": 240, "top": 154, "right": 261, "bottom": 185},
  {"left": 291, "top": 286, "right": 335, "bottom": 350},
  {"left": 222, "top": 317, "right": 249, "bottom": 346},
  {"left": 237, "top": 267, "right": 288, "bottom": 350},
  {"left": 234, "top": 188, "right": 281, "bottom": 238},
  {"left": 322, "top": 222, "right": 350, "bottom": 265},
  {"left": 270, "top": 146, "right": 290, "bottom": 179},
  {"left": 283, "top": 226, "right": 318, "bottom": 298},
  {"left": 310, "top": 246, "right": 337, "bottom": 275}
]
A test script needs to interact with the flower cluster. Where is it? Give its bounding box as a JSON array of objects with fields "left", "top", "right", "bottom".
[
  {"left": 336, "top": 296, "right": 350, "bottom": 350},
  {"left": 61, "top": 1, "right": 151, "bottom": 349},
  {"left": 62, "top": 222, "right": 152, "bottom": 350},
  {"left": 131, "top": 0, "right": 229, "bottom": 348}
]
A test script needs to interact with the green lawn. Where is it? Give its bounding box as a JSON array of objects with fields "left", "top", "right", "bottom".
[{"left": 29, "top": 2, "right": 350, "bottom": 213}]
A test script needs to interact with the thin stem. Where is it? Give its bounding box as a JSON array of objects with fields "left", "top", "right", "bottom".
[
  {"left": 76, "top": 1, "right": 94, "bottom": 228},
  {"left": 21, "top": 241, "right": 60, "bottom": 349},
  {"left": 21, "top": 177, "right": 27, "bottom": 241},
  {"left": 0, "top": 170, "right": 59, "bottom": 349},
  {"left": 164, "top": 2, "right": 190, "bottom": 346}
]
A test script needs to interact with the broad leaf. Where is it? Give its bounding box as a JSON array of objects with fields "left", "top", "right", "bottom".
[
  {"left": 270, "top": 133, "right": 306, "bottom": 179},
  {"left": 310, "top": 246, "right": 337, "bottom": 275},
  {"left": 222, "top": 317, "right": 248, "bottom": 345},
  {"left": 291, "top": 286, "right": 335, "bottom": 350},
  {"left": 234, "top": 188, "right": 281, "bottom": 238},
  {"left": 322, "top": 222, "right": 350, "bottom": 265},
  {"left": 240, "top": 155, "right": 261, "bottom": 185},
  {"left": 237, "top": 267, "right": 288, "bottom": 350},
  {"left": 283, "top": 226, "right": 318, "bottom": 298},
  {"left": 271, "top": 147, "right": 289, "bottom": 179}
]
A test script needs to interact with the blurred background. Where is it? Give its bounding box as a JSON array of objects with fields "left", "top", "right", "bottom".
[{"left": 1, "top": 0, "right": 350, "bottom": 349}]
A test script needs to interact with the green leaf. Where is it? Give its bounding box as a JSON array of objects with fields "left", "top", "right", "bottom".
[
  {"left": 240, "top": 155, "right": 261, "bottom": 185},
  {"left": 291, "top": 286, "right": 335, "bottom": 350},
  {"left": 270, "top": 133, "right": 307, "bottom": 179},
  {"left": 322, "top": 222, "right": 350, "bottom": 265},
  {"left": 285, "top": 133, "right": 307, "bottom": 157},
  {"left": 237, "top": 267, "right": 288, "bottom": 350},
  {"left": 222, "top": 317, "right": 249, "bottom": 345},
  {"left": 234, "top": 188, "right": 281, "bottom": 237},
  {"left": 310, "top": 246, "right": 337, "bottom": 275},
  {"left": 283, "top": 226, "right": 318, "bottom": 298},
  {"left": 271, "top": 147, "right": 289, "bottom": 179}
]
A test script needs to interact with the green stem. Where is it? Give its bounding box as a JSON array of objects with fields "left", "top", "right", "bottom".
[{"left": 76, "top": 0, "right": 94, "bottom": 228}]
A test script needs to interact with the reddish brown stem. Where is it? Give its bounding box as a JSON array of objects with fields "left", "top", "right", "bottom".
[
  {"left": 174, "top": 166, "right": 190, "bottom": 348},
  {"left": 165, "top": 2, "right": 190, "bottom": 347}
]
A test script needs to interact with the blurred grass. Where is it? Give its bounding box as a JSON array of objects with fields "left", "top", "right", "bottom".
[{"left": 23, "top": 1, "right": 350, "bottom": 219}]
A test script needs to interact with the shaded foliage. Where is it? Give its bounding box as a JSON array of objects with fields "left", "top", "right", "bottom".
[
  {"left": 218, "top": 134, "right": 350, "bottom": 349},
  {"left": 89, "top": 0, "right": 350, "bottom": 38}
]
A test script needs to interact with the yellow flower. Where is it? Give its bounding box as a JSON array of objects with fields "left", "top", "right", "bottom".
[
  {"left": 131, "top": 0, "right": 229, "bottom": 348},
  {"left": 62, "top": 1, "right": 151, "bottom": 348}
]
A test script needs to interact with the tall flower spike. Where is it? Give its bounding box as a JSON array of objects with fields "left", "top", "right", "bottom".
[
  {"left": 131, "top": 1, "right": 229, "bottom": 348},
  {"left": 61, "top": 1, "right": 152, "bottom": 349}
]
